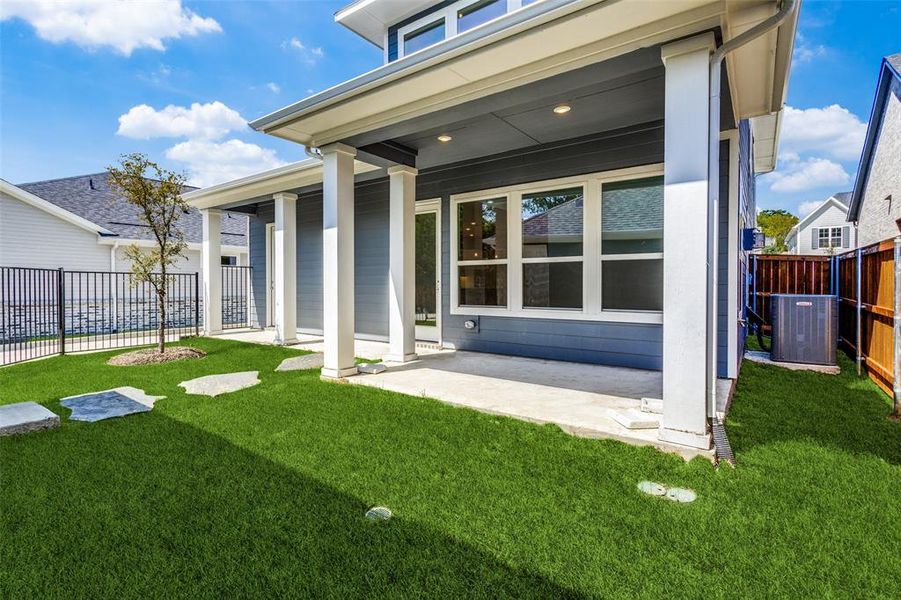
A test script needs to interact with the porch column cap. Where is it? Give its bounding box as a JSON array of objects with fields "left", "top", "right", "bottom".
[
  {"left": 387, "top": 164, "right": 418, "bottom": 176},
  {"left": 320, "top": 142, "right": 357, "bottom": 158},
  {"left": 660, "top": 32, "right": 715, "bottom": 64},
  {"left": 201, "top": 207, "right": 223, "bottom": 215},
  {"left": 272, "top": 192, "right": 298, "bottom": 202}
]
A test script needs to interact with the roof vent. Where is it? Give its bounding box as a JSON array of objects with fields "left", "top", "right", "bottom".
[{"left": 89, "top": 178, "right": 95, "bottom": 190}]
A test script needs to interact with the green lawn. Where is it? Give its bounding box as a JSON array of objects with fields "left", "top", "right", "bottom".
[{"left": 1, "top": 338, "right": 899, "bottom": 598}]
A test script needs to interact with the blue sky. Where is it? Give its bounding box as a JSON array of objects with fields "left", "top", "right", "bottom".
[{"left": 1, "top": 0, "right": 899, "bottom": 217}]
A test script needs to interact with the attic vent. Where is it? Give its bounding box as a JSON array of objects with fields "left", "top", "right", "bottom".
[{"left": 89, "top": 178, "right": 95, "bottom": 190}]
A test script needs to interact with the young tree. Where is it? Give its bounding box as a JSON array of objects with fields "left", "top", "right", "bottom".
[
  {"left": 107, "top": 154, "right": 189, "bottom": 353},
  {"left": 757, "top": 209, "right": 799, "bottom": 253}
]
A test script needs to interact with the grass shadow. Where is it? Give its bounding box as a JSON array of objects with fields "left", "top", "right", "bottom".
[{"left": 1, "top": 408, "right": 586, "bottom": 599}]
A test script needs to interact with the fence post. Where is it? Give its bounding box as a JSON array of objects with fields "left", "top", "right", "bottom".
[
  {"left": 856, "top": 248, "right": 862, "bottom": 376},
  {"left": 893, "top": 237, "right": 901, "bottom": 416},
  {"left": 57, "top": 268, "right": 66, "bottom": 356},
  {"left": 194, "top": 272, "right": 200, "bottom": 337}
]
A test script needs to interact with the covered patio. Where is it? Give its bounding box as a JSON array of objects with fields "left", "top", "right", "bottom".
[{"left": 213, "top": 328, "right": 728, "bottom": 458}]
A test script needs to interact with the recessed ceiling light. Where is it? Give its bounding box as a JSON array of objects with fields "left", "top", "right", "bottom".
[
  {"left": 553, "top": 104, "right": 571, "bottom": 114},
  {"left": 437, "top": 134, "right": 453, "bottom": 142}
]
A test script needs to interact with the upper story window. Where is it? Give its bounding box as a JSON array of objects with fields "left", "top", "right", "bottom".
[
  {"left": 403, "top": 19, "right": 446, "bottom": 56},
  {"left": 457, "top": 0, "right": 506, "bottom": 34},
  {"left": 395, "top": 0, "right": 540, "bottom": 60}
]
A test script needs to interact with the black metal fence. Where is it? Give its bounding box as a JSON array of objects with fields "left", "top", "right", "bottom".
[
  {"left": 222, "top": 265, "right": 252, "bottom": 330},
  {"left": 1, "top": 265, "right": 254, "bottom": 366},
  {"left": 1, "top": 267, "right": 200, "bottom": 366}
]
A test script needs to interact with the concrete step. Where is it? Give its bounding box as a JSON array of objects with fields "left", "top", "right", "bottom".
[{"left": 608, "top": 408, "right": 660, "bottom": 430}]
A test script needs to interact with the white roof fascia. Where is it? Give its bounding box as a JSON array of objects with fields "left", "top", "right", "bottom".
[
  {"left": 252, "top": 0, "right": 725, "bottom": 145},
  {"left": 1, "top": 178, "right": 114, "bottom": 236},
  {"left": 182, "top": 158, "right": 381, "bottom": 210}
]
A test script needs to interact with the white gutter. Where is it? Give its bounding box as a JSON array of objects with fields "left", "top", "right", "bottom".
[{"left": 706, "top": 0, "right": 798, "bottom": 416}]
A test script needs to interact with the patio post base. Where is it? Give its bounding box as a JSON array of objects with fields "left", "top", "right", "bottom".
[
  {"left": 383, "top": 353, "right": 418, "bottom": 363},
  {"left": 320, "top": 366, "right": 359, "bottom": 379},
  {"left": 657, "top": 426, "right": 712, "bottom": 450}
]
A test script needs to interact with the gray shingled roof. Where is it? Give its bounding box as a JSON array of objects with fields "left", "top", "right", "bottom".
[
  {"left": 887, "top": 53, "right": 901, "bottom": 74},
  {"left": 832, "top": 191, "right": 852, "bottom": 206},
  {"left": 18, "top": 172, "right": 247, "bottom": 247}
]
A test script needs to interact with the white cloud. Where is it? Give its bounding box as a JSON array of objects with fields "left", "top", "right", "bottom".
[
  {"left": 792, "top": 33, "right": 827, "bottom": 66},
  {"left": 780, "top": 105, "right": 867, "bottom": 161},
  {"left": 763, "top": 157, "right": 850, "bottom": 193},
  {"left": 281, "top": 36, "right": 324, "bottom": 65},
  {"left": 798, "top": 200, "right": 822, "bottom": 217},
  {"left": 165, "top": 139, "right": 287, "bottom": 187},
  {"left": 0, "top": 0, "right": 221, "bottom": 56},
  {"left": 117, "top": 101, "right": 246, "bottom": 141},
  {"left": 266, "top": 82, "right": 281, "bottom": 94}
]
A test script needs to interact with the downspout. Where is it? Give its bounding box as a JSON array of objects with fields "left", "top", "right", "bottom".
[
  {"left": 707, "top": 0, "right": 798, "bottom": 417},
  {"left": 304, "top": 145, "right": 323, "bottom": 160}
]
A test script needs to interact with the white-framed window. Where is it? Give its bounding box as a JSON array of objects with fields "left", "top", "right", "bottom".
[
  {"left": 396, "top": 0, "right": 535, "bottom": 59},
  {"left": 818, "top": 226, "right": 842, "bottom": 249},
  {"left": 450, "top": 164, "right": 664, "bottom": 324}
]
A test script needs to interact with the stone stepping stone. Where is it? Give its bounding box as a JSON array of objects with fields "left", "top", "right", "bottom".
[
  {"left": 365, "top": 506, "right": 392, "bottom": 521},
  {"left": 358, "top": 363, "right": 387, "bottom": 375},
  {"left": 0, "top": 402, "right": 60, "bottom": 436},
  {"left": 275, "top": 353, "right": 324, "bottom": 372},
  {"left": 61, "top": 387, "right": 165, "bottom": 422},
  {"left": 179, "top": 371, "right": 260, "bottom": 397}
]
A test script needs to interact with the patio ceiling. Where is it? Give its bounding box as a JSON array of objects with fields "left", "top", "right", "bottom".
[{"left": 346, "top": 45, "right": 733, "bottom": 170}]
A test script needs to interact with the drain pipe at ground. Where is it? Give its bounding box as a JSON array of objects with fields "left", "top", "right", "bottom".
[{"left": 706, "top": 0, "right": 799, "bottom": 418}]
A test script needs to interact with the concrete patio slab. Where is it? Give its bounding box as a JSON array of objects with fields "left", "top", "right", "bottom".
[
  {"left": 0, "top": 402, "right": 60, "bottom": 436},
  {"left": 744, "top": 351, "right": 840, "bottom": 374},
  {"left": 345, "top": 350, "right": 723, "bottom": 459},
  {"left": 276, "top": 353, "right": 324, "bottom": 371},
  {"left": 179, "top": 371, "right": 260, "bottom": 396}
]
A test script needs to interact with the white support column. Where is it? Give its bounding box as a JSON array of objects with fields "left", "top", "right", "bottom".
[
  {"left": 321, "top": 143, "right": 358, "bottom": 378},
  {"left": 659, "top": 33, "right": 715, "bottom": 449},
  {"left": 273, "top": 192, "right": 298, "bottom": 345},
  {"left": 201, "top": 208, "right": 222, "bottom": 335},
  {"left": 385, "top": 165, "right": 419, "bottom": 363}
]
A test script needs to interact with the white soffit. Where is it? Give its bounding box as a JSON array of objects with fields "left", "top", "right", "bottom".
[
  {"left": 335, "top": 0, "right": 434, "bottom": 47},
  {"left": 751, "top": 111, "right": 781, "bottom": 174},
  {"left": 183, "top": 159, "right": 381, "bottom": 210}
]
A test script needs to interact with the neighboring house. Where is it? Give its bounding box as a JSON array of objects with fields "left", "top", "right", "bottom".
[
  {"left": 0, "top": 173, "right": 248, "bottom": 272},
  {"left": 785, "top": 193, "right": 856, "bottom": 254},
  {"left": 847, "top": 54, "right": 901, "bottom": 247},
  {"left": 185, "top": 0, "right": 799, "bottom": 451}
]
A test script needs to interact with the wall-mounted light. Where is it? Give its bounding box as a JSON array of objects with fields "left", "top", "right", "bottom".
[
  {"left": 437, "top": 134, "right": 453, "bottom": 142},
  {"left": 553, "top": 104, "right": 571, "bottom": 115}
]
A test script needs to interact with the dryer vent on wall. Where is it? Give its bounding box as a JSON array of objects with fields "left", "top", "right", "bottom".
[{"left": 770, "top": 294, "right": 838, "bottom": 366}]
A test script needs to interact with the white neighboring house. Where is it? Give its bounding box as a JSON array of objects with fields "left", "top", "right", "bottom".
[
  {"left": 0, "top": 173, "right": 248, "bottom": 273},
  {"left": 785, "top": 193, "right": 856, "bottom": 255}
]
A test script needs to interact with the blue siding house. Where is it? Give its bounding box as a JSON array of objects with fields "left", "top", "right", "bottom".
[{"left": 185, "top": 0, "right": 799, "bottom": 451}]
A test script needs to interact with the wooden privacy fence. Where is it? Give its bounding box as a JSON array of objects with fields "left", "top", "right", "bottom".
[
  {"left": 749, "top": 254, "right": 835, "bottom": 332},
  {"left": 837, "top": 240, "right": 897, "bottom": 395},
  {"left": 749, "top": 240, "right": 901, "bottom": 408}
]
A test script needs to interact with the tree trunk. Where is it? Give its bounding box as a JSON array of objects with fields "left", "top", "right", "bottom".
[{"left": 157, "top": 271, "right": 166, "bottom": 353}]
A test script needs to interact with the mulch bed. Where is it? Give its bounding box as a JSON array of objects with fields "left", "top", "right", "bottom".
[{"left": 107, "top": 347, "right": 207, "bottom": 366}]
